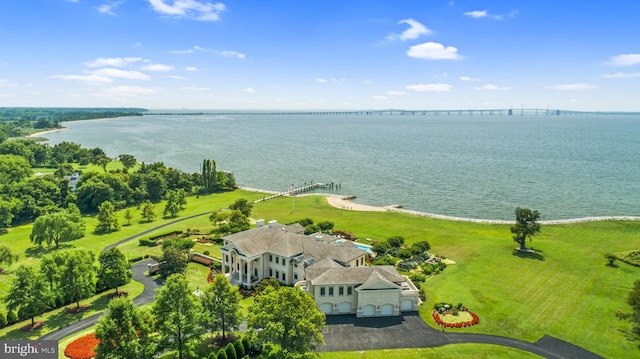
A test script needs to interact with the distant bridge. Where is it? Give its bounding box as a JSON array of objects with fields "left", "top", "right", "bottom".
[{"left": 145, "top": 109, "right": 640, "bottom": 116}]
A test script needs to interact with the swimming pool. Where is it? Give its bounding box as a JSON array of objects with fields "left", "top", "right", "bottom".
[{"left": 335, "top": 240, "right": 372, "bottom": 252}]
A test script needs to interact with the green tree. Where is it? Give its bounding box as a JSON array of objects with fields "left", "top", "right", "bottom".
[
  {"left": 387, "top": 236, "right": 405, "bottom": 248},
  {"left": 163, "top": 190, "right": 180, "bottom": 218},
  {"left": 95, "top": 296, "right": 155, "bottom": 359},
  {"left": 30, "top": 210, "right": 84, "bottom": 249},
  {"left": 229, "top": 198, "right": 253, "bottom": 217},
  {"left": 255, "top": 277, "right": 281, "bottom": 295},
  {"left": 124, "top": 208, "right": 133, "bottom": 225},
  {"left": 159, "top": 246, "right": 188, "bottom": 278},
  {"left": 248, "top": 287, "right": 325, "bottom": 355},
  {"left": 617, "top": 279, "right": 640, "bottom": 347},
  {"left": 227, "top": 210, "right": 250, "bottom": 234},
  {"left": 0, "top": 199, "right": 14, "bottom": 229},
  {"left": 0, "top": 244, "right": 19, "bottom": 269},
  {"left": 510, "top": 207, "right": 542, "bottom": 251},
  {"left": 97, "top": 247, "right": 131, "bottom": 295},
  {"left": 5, "top": 265, "right": 53, "bottom": 327},
  {"left": 317, "top": 221, "right": 334, "bottom": 233},
  {"left": 201, "top": 159, "right": 217, "bottom": 193},
  {"left": 177, "top": 188, "right": 187, "bottom": 209},
  {"left": 201, "top": 274, "right": 243, "bottom": 340},
  {"left": 95, "top": 200, "right": 120, "bottom": 233},
  {"left": 153, "top": 274, "right": 204, "bottom": 359},
  {"left": 94, "top": 154, "right": 111, "bottom": 173},
  {"left": 141, "top": 200, "right": 156, "bottom": 222},
  {"left": 0, "top": 154, "right": 32, "bottom": 184},
  {"left": 410, "top": 240, "right": 431, "bottom": 254},
  {"left": 61, "top": 249, "right": 96, "bottom": 309},
  {"left": 225, "top": 343, "right": 237, "bottom": 359},
  {"left": 118, "top": 154, "right": 137, "bottom": 171},
  {"left": 371, "top": 241, "right": 391, "bottom": 256}
]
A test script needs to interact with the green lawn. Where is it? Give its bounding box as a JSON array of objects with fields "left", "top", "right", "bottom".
[{"left": 318, "top": 344, "right": 542, "bottom": 358}]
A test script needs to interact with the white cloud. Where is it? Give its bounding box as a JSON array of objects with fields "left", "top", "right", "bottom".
[
  {"left": 181, "top": 86, "right": 210, "bottom": 91},
  {"left": 465, "top": 9, "right": 517, "bottom": 20},
  {"left": 147, "top": 0, "right": 225, "bottom": 21},
  {"left": 407, "top": 42, "right": 463, "bottom": 60},
  {"left": 140, "top": 63, "right": 174, "bottom": 71},
  {"left": 220, "top": 50, "right": 246, "bottom": 59},
  {"left": 465, "top": 10, "right": 487, "bottom": 18},
  {"left": 103, "top": 85, "right": 156, "bottom": 96},
  {"left": 315, "top": 78, "right": 327, "bottom": 83},
  {"left": 386, "top": 18, "right": 431, "bottom": 41},
  {"left": 332, "top": 78, "right": 346, "bottom": 83},
  {"left": 373, "top": 95, "right": 388, "bottom": 100},
  {"left": 85, "top": 57, "right": 142, "bottom": 67},
  {"left": 607, "top": 54, "right": 640, "bottom": 66},
  {"left": 167, "top": 75, "right": 190, "bottom": 80},
  {"left": 387, "top": 90, "right": 408, "bottom": 95},
  {"left": 185, "top": 66, "right": 198, "bottom": 71},
  {"left": 406, "top": 83, "right": 452, "bottom": 92},
  {"left": 546, "top": 83, "right": 597, "bottom": 90},
  {"left": 244, "top": 87, "right": 256, "bottom": 93},
  {"left": 171, "top": 49, "right": 194, "bottom": 54},
  {"left": 0, "top": 79, "right": 19, "bottom": 87},
  {"left": 96, "top": 1, "right": 122, "bottom": 15},
  {"left": 602, "top": 72, "right": 640, "bottom": 78},
  {"left": 51, "top": 74, "right": 113, "bottom": 84},
  {"left": 474, "top": 84, "right": 510, "bottom": 90},
  {"left": 90, "top": 68, "right": 150, "bottom": 80},
  {"left": 459, "top": 76, "right": 479, "bottom": 81}
]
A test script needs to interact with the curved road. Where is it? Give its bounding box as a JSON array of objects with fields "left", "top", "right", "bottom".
[{"left": 39, "top": 212, "right": 602, "bottom": 358}]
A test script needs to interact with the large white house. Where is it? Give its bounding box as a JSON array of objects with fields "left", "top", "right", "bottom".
[{"left": 220, "top": 220, "right": 420, "bottom": 317}]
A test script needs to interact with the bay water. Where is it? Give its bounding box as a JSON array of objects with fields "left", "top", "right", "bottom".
[{"left": 42, "top": 113, "right": 640, "bottom": 221}]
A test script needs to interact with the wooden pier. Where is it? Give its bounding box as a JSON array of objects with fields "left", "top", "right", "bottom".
[{"left": 252, "top": 182, "right": 337, "bottom": 204}]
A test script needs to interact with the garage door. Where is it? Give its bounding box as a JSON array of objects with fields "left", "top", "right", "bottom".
[
  {"left": 401, "top": 299, "right": 414, "bottom": 311},
  {"left": 338, "top": 302, "right": 351, "bottom": 313},
  {"left": 380, "top": 304, "right": 394, "bottom": 316},
  {"left": 362, "top": 304, "right": 375, "bottom": 316},
  {"left": 319, "top": 303, "right": 333, "bottom": 314}
]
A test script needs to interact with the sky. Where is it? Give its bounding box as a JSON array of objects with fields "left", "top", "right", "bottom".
[{"left": 1, "top": 0, "right": 639, "bottom": 111}]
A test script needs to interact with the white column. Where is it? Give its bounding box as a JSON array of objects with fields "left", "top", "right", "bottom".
[
  {"left": 239, "top": 258, "right": 244, "bottom": 287},
  {"left": 221, "top": 254, "right": 226, "bottom": 274},
  {"left": 247, "top": 259, "right": 252, "bottom": 287}
]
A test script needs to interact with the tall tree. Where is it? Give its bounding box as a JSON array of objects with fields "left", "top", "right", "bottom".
[
  {"left": 118, "top": 154, "right": 137, "bottom": 171},
  {"left": 510, "top": 207, "right": 542, "bottom": 251},
  {"left": 40, "top": 251, "right": 66, "bottom": 299},
  {"left": 163, "top": 190, "right": 180, "bottom": 218},
  {"left": 152, "top": 274, "right": 205, "bottom": 359},
  {"left": 248, "top": 286, "right": 325, "bottom": 356},
  {"left": 124, "top": 208, "right": 133, "bottom": 225},
  {"left": 95, "top": 296, "right": 156, "bottom": 359},
  {"left": 0, "top": 244, "right": 19, "bottom": 269},
  {"left": 201, "top": 274, "right": 243, "bottom": 340},
  {"left": 141, "top": 200, "right": 156, "bottom": 223},
  {"left": 0, "top": 154, "right": 32, "bottom": 184},
  {"left": 201, "top": 159, "right": 217, "bottom": 193},
  {"left": 158, "top": 246, "right": 188, "bottom": 278},
  {"left": 30, "top": 210, "right": 84, "bottom": 249},
  {"left": 5, "top": 265, "right": 53, "bottom": 327},
  {"left": 60, "top": 249, "right": 96, "bottom": 309},
  {"left": 176, "top": 188, "right": 187, "bottom": 210},
  {"left": 0, "top": 199, "right": 14, "bottom": 229},
  {"left": 95, "top": 200, "right": 120, "bottom": 233},
  {"left": 229, "top": 198, "right": 253, "bottom": 217},
  {"left": 97, "top": 247, "right": 131, "bottom": 295}
]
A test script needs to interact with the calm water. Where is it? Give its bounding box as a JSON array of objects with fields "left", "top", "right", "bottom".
[{"left": 43, "top": 113, "right": 640, "bottom": 221}]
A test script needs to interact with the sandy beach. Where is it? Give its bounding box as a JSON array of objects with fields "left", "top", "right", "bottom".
[
  {"left": 326, "top": 195, "right": 386, "bottom": 212},
  {"left": 26, "top": 128, "right": 66, "bottom": 138}
]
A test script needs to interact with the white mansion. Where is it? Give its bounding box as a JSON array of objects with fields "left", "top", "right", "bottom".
[{"left": 220, "top": 220, "right": 420, "bottom": 317}]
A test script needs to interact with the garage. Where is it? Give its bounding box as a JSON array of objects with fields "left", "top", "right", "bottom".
[
  {"left": 361, "top": 304, "right": 375, "bottom": 316},
  {"left": 380, "top": 303, "right": 395, "bottom": 316},
  {"left": 401, "top": 299, "right": 414, "bottom": 311},
  {"left": 338, "top": 302, "right": 352, "bottom": 313},
  {"left": 320, "top": 303, "right": 333, "bottom": 314}
]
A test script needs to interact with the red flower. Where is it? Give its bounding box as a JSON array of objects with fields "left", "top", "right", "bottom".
[{"left": 64, "top": 333, "right": 99, "bottom": 359}]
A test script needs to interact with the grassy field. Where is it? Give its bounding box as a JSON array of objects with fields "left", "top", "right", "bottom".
[
  {"left": 318, "top": 344, "right": 542, "bottom": 358},
  {"left": 1, "top": 190, "right": 639, "bottom": 358}
]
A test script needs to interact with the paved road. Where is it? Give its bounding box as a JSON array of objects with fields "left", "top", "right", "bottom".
[{"left": 318, "top": 313, "right": 604, "bottom": 359}]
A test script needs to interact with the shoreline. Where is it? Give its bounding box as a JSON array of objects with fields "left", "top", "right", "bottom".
[
  {"left": 238, "top": 186, "right": 640, "bottom": 224},
  {"left": 26, "top": 128, "right": 66, "bottom": 138}
]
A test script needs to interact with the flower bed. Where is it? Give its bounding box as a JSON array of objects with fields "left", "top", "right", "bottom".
[
  {"left": 432, "top": 310, "right": 480, "bottom": 328},
  {"left": 64, "top": 332, "right": 98, "bottom": 359}
]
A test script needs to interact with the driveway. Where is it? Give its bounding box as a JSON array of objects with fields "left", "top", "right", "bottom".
[{"left": 318, "top": 313, "right": 603, "bottom": 359}]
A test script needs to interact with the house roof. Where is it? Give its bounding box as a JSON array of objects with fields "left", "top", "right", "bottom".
[
  {"left": 306, "top": 265, "right": 404, "bottom": 287},
  {"left": 222, "top": 223, "right": 365, "bottom": 263}
]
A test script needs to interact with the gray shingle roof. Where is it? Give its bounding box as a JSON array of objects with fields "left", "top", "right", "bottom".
[{"left": 306, "top": 265, "right": 404, "bottom": 287}]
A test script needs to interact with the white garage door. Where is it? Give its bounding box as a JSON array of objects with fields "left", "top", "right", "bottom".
[
  {"left": 380, "top": 304, "right": 394, "bottom": 316},
  {"left": 401, "top": 299, "right": 414, "bottom": 311},
  {"left": 338, "top": 302, "right": 351, "bottom": 313},
  {"left": 362, "top": 304, "right": 375, "bottom": 316},
  {"left": 320, "top": 303, "right": 333, "bottom": 314}
]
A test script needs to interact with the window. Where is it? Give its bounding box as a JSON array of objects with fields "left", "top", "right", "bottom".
[
  {"left": 269, "top": 254, "right": 272, "bottom": 262},
  {"left": 282, "top": 273, "right": 286, "bottom": 281},
  {"left": 254, "top": 269, "right": 258, "bottom": 276},
  {"left": 339, "top": 286, "right": 344, "bottom": 295},
  {"left": 276, "top": 257, "right": 279, "bottom": 264},
  {"left": 276, "top": 271, "right": 279, "bottom": 279},
  {"left": 320, "top": 287, "right": 326, "bottom": 296},
  {"left": 329, "top": 287, "right": 334, "bottom": 296},
  {"left": 294, "top": 273, "right": 298, "bottom": 280},
  {"left": 347, "top": 286, "right": 352, "bottom": 295},
  {"left": 269, "top": 269, "right": 273, "bottom": 276}
]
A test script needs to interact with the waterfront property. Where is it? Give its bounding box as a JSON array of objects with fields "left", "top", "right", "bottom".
[{"left": 220, "top": 220, "right": 420, "bottom": 317}]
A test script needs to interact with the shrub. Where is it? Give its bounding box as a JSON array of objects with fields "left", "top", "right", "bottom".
[
  {"left": 139, "top": 238, "right": 157, "bottom": 247},
  {"left": 208, "top": 352, "right": 218, "bottom": 359},
  {"left": 6, "top": 310, "right": 17, "bottom": 324},
  {"left": 373, "top": 256, "right": 397, "bottom": 266},
  {"left": 241, "top": 336, "right": 252, "bottom": 356},
  {"left": 225, "top": 343, "right": 237, "bottom": 359},
  {"left": 211, "top": 261, "right": 222, "bottom": 270},
  {"left": 64, "top": 332, "right": 98, "bottom": 359},
  {"left": 397, "top": 260, "right": 418, "bottom": 272},
  {"left": 234, "top": 340, "right": 245, "bottom": 358},
  {"left": 0, "top": 312, "right": 6, "bottom": 328},
  {"left": 217, "top": 349, "right": 228, "bottom": 359},
  {"left": 128, "top": 255, "right": 143, "bottom": 263},
  {"left": 409, "top": 273, "right": 426, "bottom": 283},
  {"left": 419, "top": 287, "right": 427, "bottom": 301},
  {"left": 396, "top": 248, "right": 413, "bottom": 259},
  {"left": 387, "top": 236, "right": 405, "bottom": 248},
  {"left": 203, "top": 250, "right": 210, "bottom": 256}
]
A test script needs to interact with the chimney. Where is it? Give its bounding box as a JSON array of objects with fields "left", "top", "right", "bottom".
[
  {"left": 256, "top": 219, "right": 265, "bottom": 228},
  {"left": 268, "top": 220, "right": 278, "bottom": 228}
]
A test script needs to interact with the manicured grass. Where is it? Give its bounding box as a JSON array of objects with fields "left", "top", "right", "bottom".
[{"left": 319, "top": 344, "right": 542, "bottom": 358}]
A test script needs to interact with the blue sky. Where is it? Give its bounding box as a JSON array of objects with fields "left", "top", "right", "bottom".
[{"left": 1, "top": 0, "right": 639, "bottom": 110}]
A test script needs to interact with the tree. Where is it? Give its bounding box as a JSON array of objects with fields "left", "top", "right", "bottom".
[
  {"left": 5, "top": 265, "right": 53, "bottom": 327},
  {"left": 317, "top": 221, "right": 334, "bottom": 233},
  {"left": 0, "top": 199, "right": 14, "bottom": 229},
  {"left": 0, "top": 244, "right": 19, "bottom": 268},
  {"left": 60, "top": 249, "right": 96, "bottom": 309},
  {"left": 605, "top": 253, "right": 617, "bottom": 266},
  {"left": 153, "top": 274, "right": 204, "bottom": 359},
  {"left": 617, "top": 279, "right": 640, "bottom": 346},
  {"left": 158, "top": 246, "right": 188, "bottom": 278},
  {"left": 510, "top": 207, "right": 541, "bottom": 251},
  {"left": 95, "top": 296, "right": 155, "bottom": 359},
  {"left": 30, "top": 210, "right": 84, "bottom": 249},
  {"left": 124, "top": 208, "right": 133, "bottom": 225},
  {"left": 163, "top": 190, "right": 180, "bottom": 218},
  {"left": 97, "top": 247, "right": 131, "bottom": 295},
  {"left": 0, "top": 154, "right": 32, "bottom": 184},
  {"left": 387, "top": 236, "right": 405, "bottom": 248},
  {"left": 371, "top": 241, "right": 391, "bottom": 256},
  {"left": 229, "top": 198, "right": 253, "bottom": 217},
  {"left": 118, "top": 154, "right": 137, "bottom": 171},
  {"left": 410, "top": 240, "right": 431, "bottom": 255},
  {"left": 201, "top": 274, "right": 243, "bottom": 340},
  {"left": 227, "top": 210, "right": 250, "bottom": 234},
  {"left": 141, "top": 200, "right": 156, "bottom": 222},
  {"left": 94, "top": 154, "right": 111, "bottom": 173},
  {"left": 176, "top": 188, "right": 187, "bottom": 209},
  {"left": 248, "top": 286, "right": 325, "bottom": 355},
  {"left": 201, "top": 159, "right": 217, "bottom": 193},
  {"left": 95, "top": 201, "right": 120, "bottom": 233}
]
